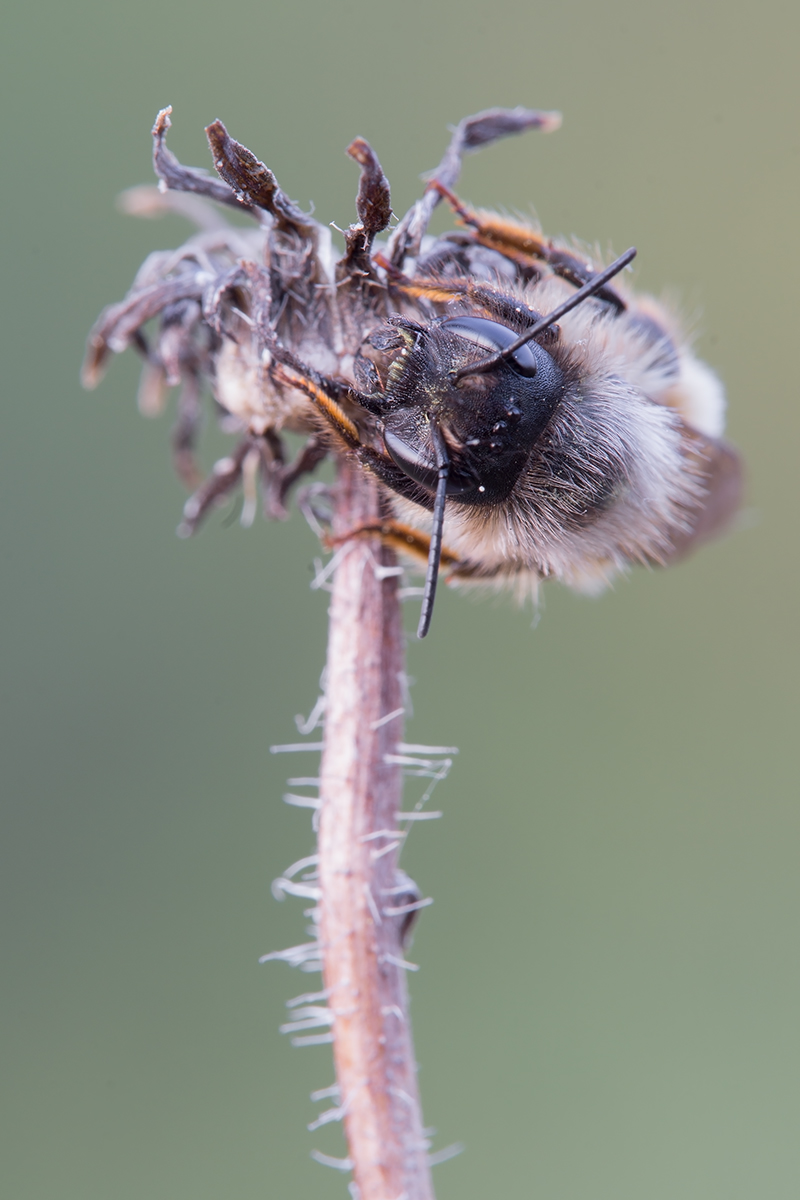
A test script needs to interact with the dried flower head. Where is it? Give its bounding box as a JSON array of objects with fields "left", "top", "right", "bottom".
[{"left": 84, "top": 105, "right": 740, "bottom": 637}]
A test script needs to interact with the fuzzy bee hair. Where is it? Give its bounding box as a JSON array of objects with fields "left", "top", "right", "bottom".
[
  {"left": 381, "top": 269, "right": 738, "bottom": 599},
  {"left": 84, "top": 107, "right": 741, "bottom": 634}
]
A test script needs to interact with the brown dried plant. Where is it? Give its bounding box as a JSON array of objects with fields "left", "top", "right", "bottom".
[{"left": 84, "top": 104, "right": 739, "bottom": 1200}]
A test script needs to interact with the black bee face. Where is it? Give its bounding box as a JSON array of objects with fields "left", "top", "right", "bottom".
[{"left": 366, "top": 315, "right": 566, "bottom": 506}]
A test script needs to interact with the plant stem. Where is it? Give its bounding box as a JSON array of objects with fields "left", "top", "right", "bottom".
[{"left": 318, "top": 460, "right": 435, "bottom": 1200}]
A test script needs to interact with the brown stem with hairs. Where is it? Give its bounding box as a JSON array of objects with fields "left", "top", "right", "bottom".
[{"left": 318, "top": 460, "right": 435, "bottom": 1200}]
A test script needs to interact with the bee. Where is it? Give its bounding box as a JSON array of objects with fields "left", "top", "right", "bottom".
[{"left": 84, "top": 107, "right": 742, "bottom": 637}]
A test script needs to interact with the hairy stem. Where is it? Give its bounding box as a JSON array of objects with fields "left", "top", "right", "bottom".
[{"left": 318, "top": 460, "right": 434, "bottom": 1200}]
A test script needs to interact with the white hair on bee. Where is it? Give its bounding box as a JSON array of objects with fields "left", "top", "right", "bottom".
[
  {"left": 380, "top": 258, "right": 729, "bottom": 603},
  {"left": 671, "top": 352, "right": 727, "bottom": 439}
]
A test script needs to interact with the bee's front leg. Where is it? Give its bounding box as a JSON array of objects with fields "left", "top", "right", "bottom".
[
  {"left": 379, "top": 265, "right": 545, "bottom": 330},
  {"left": 433, "top": 183, "right": 627, "bottom": 312},
  {"left": 270, "top": 361, "right": 365, "bottom": 449},
  {"left": 333, "top": 518, "right": 462, "bottom": 574}
]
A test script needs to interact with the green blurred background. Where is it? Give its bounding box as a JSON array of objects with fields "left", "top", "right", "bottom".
[{"left": 2, "top": 0, "right": 798, "bottom": 1196}]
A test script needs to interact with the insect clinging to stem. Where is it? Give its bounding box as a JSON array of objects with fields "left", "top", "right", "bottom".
[{"left": 84, "top": 106, "right": 742, "bottom": 637}]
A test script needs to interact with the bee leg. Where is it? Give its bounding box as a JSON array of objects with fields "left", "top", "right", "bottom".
[
  {"left": 270, "top": 360, "right": 366, "bottom": 450},
  {"left": 373, "top": 263, "right": 478, "bottom": 308},
  {"left": 267, "top": 357, "right": 472, "bottom": 626},
  {"left": 270, "top": 345, "right": 425, "bottom": 501},
  {"left": 432, "top": 183, "right": 627, "bottom": 313},
  {"left": 336, "top": 520, "right": 462, "bottom": 573},
  {"left": 325, "top": 444, "right": 453, "bottom": 638},
  {"left": 268, "top": 357, "right": 431, "bottom": 507},
  {"left": 343, "top": 519, "right": 527, "bottom": 591},
  {"left": 430, "top": 182, "right": 549, "bottom": 268},
  {"left": 379, "top": 266, "right": 546, "bottom": 329}
]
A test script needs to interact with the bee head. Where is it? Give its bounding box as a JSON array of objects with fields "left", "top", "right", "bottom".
[
  {"left": 359, "top": 247, "right": 637, "bottom": 511},
  {"left": 367, "top": 314, "right": 566, "bottom": 506}
]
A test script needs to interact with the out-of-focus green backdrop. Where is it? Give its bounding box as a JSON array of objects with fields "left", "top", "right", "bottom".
[{"left": 2, "top": 1, "right": 798, "bottom": 1196}]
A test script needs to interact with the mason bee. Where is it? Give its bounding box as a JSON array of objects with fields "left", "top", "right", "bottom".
[{"left": 84, "top": 107, "right": 741, "bottom": 637}]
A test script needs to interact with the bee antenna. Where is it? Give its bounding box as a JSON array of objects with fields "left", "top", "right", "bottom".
[
  {"left": 453, "top": 247, "right": 637, "bottom": 381},
  {"left": 417, "top": 424, "right": 450, "bottom": 639}
]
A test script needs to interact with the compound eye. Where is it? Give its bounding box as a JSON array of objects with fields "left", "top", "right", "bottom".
[
  {"left": 383, "top": 426, "right": 474, "bottom": 495},
  {"left": 383, "top": 427, "right": 438, "bottom": 491},
  {"left": 441, "top": 316, "right": 540, "bottom": 377}
]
